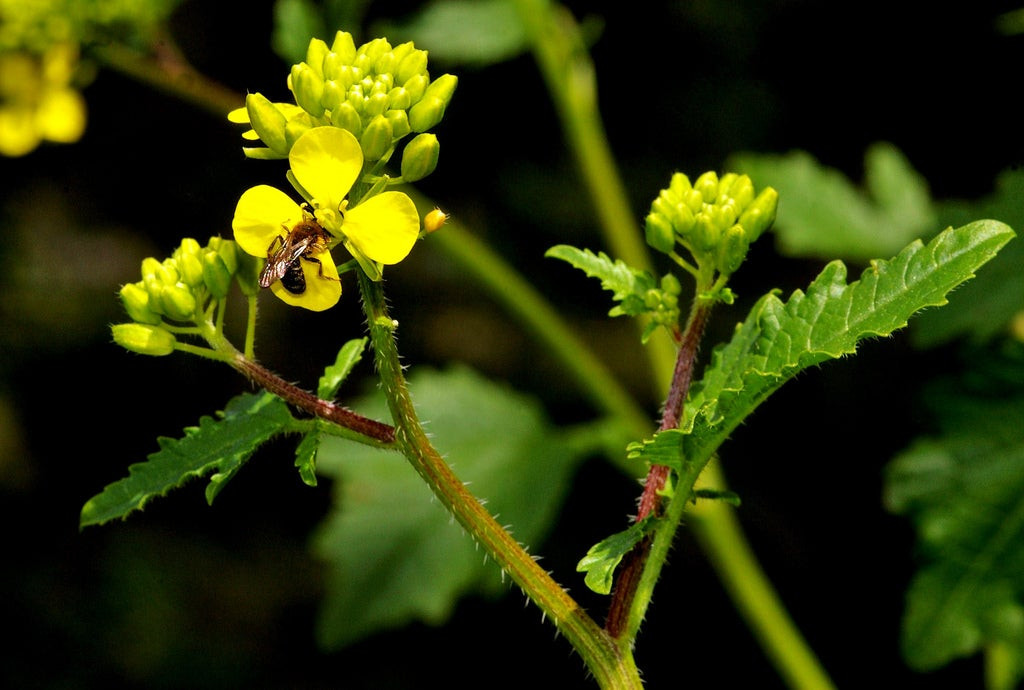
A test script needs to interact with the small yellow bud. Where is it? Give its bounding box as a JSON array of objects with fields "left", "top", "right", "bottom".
[
  {"left": 111, "top": 323, "right": 177, "bottom": 356},
  {"left": 400, "top": 132, "right": 439, "bottom": 182},
  {"left": 331, "top": 31, "right": 357, "bottom": 63},
  {"left": 359, "top": 114, "right": 393, "bottom": 161},
  {"left": 424, "top": 208, "right": 449, "bottom": 234}
]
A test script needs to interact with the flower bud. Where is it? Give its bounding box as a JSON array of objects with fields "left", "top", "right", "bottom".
[
  {"left": 120, "top": 281, "right": 162, "bottom": 325},
  {"left": 668, "top": 172, "right": 692, "bottom": 198},
  {"left": 661, "top": 272, "right": 682, "bottom": 296},
  {"left": 374, "top": 51, "right": 398, "bottom": 79},
  {"left": 717, "top": 224, "right": 749, "bottom": 275},
  {"left": 728, "top": 175, "right": 755, "bottom": 209},
  {"left": 692, "top": 214, "right": 720, "bottom": 253},
  {"left": 400, "top": 132, "right": 439, "bottom": 182},
  {"left": 683, "top": 188, "right": 704, "bottom": 215},
  {"left": 305, "top": 39, "right": 330, "bottom": 78},
  {"left": 209, "top": 236, "right": 238, "bottom": 275},
  {"left": 738, "top": 187, "right": 779, "bottom": 242},
  {"left": 397, "top": 48, "right": 429, "bottom": 85},
  {"left": 387, "top": 86, "right": 411, "bottom": 111},
  {"left": 112, "top": 323, "right": 177, "bottom": 356},
  {"left": 365, "top": 91, "right": 388, "bottom": 118},
  {"left": 385, "top": 109, "right": 411, "bottom": 140},
  {"left": 359, "top": 38, "right": 391, "bottom": 66},
  {"left": 403, "top": 74, "right": 428, "bottom": 104},
  {"left": 423, "top": 208, "right": 448, "bottom": 234},
  {"left": 284, "top": 117, "right": 312, "bottom": 148},
  {"left": 645, "top": 213, "right": 676, "bottom": 254},
  {"left": 321, "top": 79, "right": 345, "bottom": 111},
  {"left": 359, "top": 114, "right": 393, "bottom": 161},
  {"left": 202, "top": 251, "right": 232, "bottom": 299},
  {"left": 694, "top": 171, "right": 719, "bottom": 203},
  {"left": 331, "top": 31, "right": 357, "bottom": 63},
  {"left": 246, "top": 92, "right": 289, "bottom": 155},
  {"left": 291, "top": 63, "right": 325, "bottom": 117},
  {"left": 160, "top": 282, "right": 197, "bottom": 321},
  {"left": 331, "top": 100, "right": 362, "bottom": 136},
  {"left": 235, "top": 250, "right": 262, "bottom": 296}
]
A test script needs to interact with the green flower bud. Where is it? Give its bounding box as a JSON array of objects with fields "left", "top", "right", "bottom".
[
  {"left": 365, "top": 91, "right": 388, "bottom": 118},
  {"left": 245, "top": 92, "right": 289, "bottom": 155},
  {"left": 409, "top": 96, "right": 446, "bottom": 132},
  {"left": 683, "top": 188, "right": 704, "bottom": 215},
  {"left": 387, "top": 86, "right": 411, "bottom": 111},
  {"left": 374, "top": 51, "right": 398, "bottom": 79},
  {"left": 120, "top": 281, "right": 161, "bottom": 325},
  {"left": 403, "top": 74, "right": 429, "bottom": 104},
  {"left": 728, "top": 175, "right": 755, "bottom": 210},
  {"left": 359, "top": 114, "right": 393, "bottom": 161},
  {"left": 694, "top": 171, "right": 719, "bottom": 204},
  {"left": 112, "top": 323, "right": 177, "bottom": 356},
  {"left": 717, "top": 224, "right": 749, "bottom": 275},
  {"left": 645, "top": 212, "right": 676, "bottom": 254},
  {"left": 160, "top": 283, "right": 197, "bottom": 321},
  {"left": 202, "top": 251, "right": 232, "bottom": 299},
  {"left": 209, "top": 236, "right": 238, "bottom": 275},
  {"left": 385, "top": 109, "right": 411, "bottom": 140},
  {"left": 391, "top": 41, "right": 415, "bottom": 65},
  {"left": 359, "top": 38, "right": 391, "bottom": 66},
  {"left": 397, "top": 48, "right": 429, "bottom": 85},
  {"left": 334, "top": 64, "right": 360, "bottom": 91},
  {"left": 738, "top": 187, "right": 779, "bottom": 242},
  {"left": 692, "top": 214, "right": 720, "bottom": 253},
  {"left": 331, "top": 31, "right": 357, "bottom": 63},
  {"left": 331, "top": 101, "right": 363, "bottom": 136},
  {"left": 661, "top": 272, "right": 682, "bottom": 296},
  {"left": 400, "top": 133, "right": 439, "bottom": 182},
  {"left": 716, "top": 172, "right": 739, "bottom": 202},
  {"left": 321, "top": 51, "right": 344, "bottom": 81},
  {"left": 174, "top": 247, "right": 205, "bottom": 288},
  {"left": 305, "top": 38, "right": 329, "bottom": 78},
  {"left": 322, "top": 79, "right": 345, "bottom": 111},
  {"left": 284, "top": 117, "right": 312, "bottom": 148},
  {"left": 291, "top": 63, "right": 325, "bottom": 117},
  {"left": 668, "top": 172, "right": 692, "bottom": 198}
]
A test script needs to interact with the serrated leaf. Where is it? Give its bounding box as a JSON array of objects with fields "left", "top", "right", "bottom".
[
  {"left": 80, "top": 392, "right": 295, "bottom": 527},
  {"left": 375, "top": 0, "right": 528, "bottom": 66},
  {"left": 546, "top": 244, "right": 657, "bottom": 317},
  {"left": 317, "top": 337, "right": 367, "bottom": 400},
  {"left": 311, "top": 366, "right": 586, "bottom": 648},
  {"left": 730, "top": 143, "right": 936, "bottom": 261},
  {"left": 626, "top": 429, "right": 687, "bottom": 472},
  {"left": 681, "top": 221, "right": 1014, "bottom": 469},
  {"left": 913, "top": 169, "right": 1024, "bottom": 347},
  {"left": 884, "top": 374, "right": 1024, "bottom": 678},
  {"left": 577, "top": 516, "right": 656, "bottom": 595}
]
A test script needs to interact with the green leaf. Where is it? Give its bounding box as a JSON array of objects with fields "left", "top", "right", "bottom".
[
  {"left": 271, "top": 0, "right": 327, "bottom": 64},
  {"left": 317, "top": 337, "right": 367, "bottom": 399},
  {"left": 884, "top": 358, "right": 1024, "bottom": 678},
  {"left": 294, "top": 431, "right": 319, "bottom": 487},
  {"left": 626, "top": 429, "right": 687, "bottom": 472},
  {"left": 730, "top": 143, "right": 937, "bottom": 261},
  {"left": 913, "top": 169, "right": 1024, "bottom": 347},
  {"left": 681, "top": 221, "right": 1015, "bottom": 469},
  {"left": 576, "top": 516, "right": 656, "bottom": 595},
  {"left": 311, "top": 366, "right": 586, "bottom": 648},
  {"left": 375, "top": 0, "right": 528, "bottom": 66},
  {"left": 80, "top": 392, "right": 295, "bottom": 528}
]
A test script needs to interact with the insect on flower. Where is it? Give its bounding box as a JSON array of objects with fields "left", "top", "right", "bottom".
[{"left": 260, "top": 218, "right": 337, "bottom": 295}]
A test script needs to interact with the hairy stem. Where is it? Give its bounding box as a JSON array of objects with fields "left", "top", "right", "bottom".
[
  {"left": 358, "top": 271, "right": 642, "bottom": 689},
  {"left": 605, "top": 296, "right": 712, "bottom": 638}
]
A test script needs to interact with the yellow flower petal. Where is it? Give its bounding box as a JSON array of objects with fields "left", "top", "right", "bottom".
[
  {"left": 269, "top": 247, "right": 342, "bottom": 311},
  {"left": 288, "top": 127, "right": 362, "bottom": 211},
  {"left": 231, "top": 185, "right": 304, "bottom": 258},
  {"left": 343, "top": 191, "right": 420, "bottom": 264},
  {"left": 0, "top": 107, "right": 41, "bottom": 157},
  {"left": 36, "top": 87, "right": 85, "bottom": 143}
]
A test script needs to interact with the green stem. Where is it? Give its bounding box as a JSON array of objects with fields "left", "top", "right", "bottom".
[{"left": 358, "top": 271, "right": 641, "bottom": 690}]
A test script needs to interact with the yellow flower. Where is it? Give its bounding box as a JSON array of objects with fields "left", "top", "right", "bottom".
[{"left": 232, "top": 127, "right": 419, "bottom": 311}]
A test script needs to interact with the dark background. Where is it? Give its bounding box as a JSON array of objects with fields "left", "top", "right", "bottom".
[{"left": 2, "top": 0, "right": 1022, "bottom": 687}]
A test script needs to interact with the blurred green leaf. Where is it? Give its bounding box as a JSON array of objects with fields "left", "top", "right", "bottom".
[
  {"left": 375, "top": 0, "right": 528, "bottom": 66},
  {"left": 271, "top": 0, "right": 327, "bottom": 64},
  {"left": 912, "top": 169, "right": 1024, "bottom": 347},
  {"left": 80, "top": 392, "right": 295, "bottom": 527},
  {"left": 730, "top": 143, "right": 936, "bottom": 261},
  {"left": 294, "top": 430, "right": 320, "bottom": 487},
  {"left": 311, "top": 366, "right": 586, "bottom": 648},
  {"left": 884, "top": 346, "right": 1024, "bottom": 682}
]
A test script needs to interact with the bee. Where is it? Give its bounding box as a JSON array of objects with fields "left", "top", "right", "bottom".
[{"left": 260, "top": 218, "right": 336, "bottom": 295}]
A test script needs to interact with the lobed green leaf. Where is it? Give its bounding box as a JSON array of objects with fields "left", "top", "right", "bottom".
[
  {"left": 576, "top": 516, "right": 656, "bottom": 595},
  {"left": 317, "top": 337, "right": 368, "bottom": 400},
  {"left": 80, "top": 392, "right": 295, "bottom": 528}
]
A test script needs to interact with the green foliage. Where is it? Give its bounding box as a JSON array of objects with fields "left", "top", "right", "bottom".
[
  {"left": 680, "top": 221, "right": 1013, "bottom": 470},
  {"left": 730, "top": 143, "right": 936, "bottom": 261},
  {"left": 625, "top": 429, "right": 687, "bottom": 472},
  {"left": 375, "top": 0, "right": 528, "bottom": 66},
  {"left": 311, "top": 366, "right": 588, "bottom": 648},
  {"left": 545, "top": 244, "right": 679, "bottom": 342},
  {"left": 913, "top": 169, "right": 1024, "bottom": 347},
  {"left": 884, "top": 345, "right": 1024, "bottom": 685},
  {"left": 317, "top": 337, "right": 368, "bottom": 399},
  {"left": 577, "top": 516, "right": 656, "bottom": 595},
  {"left": 294, "top": 430, "right": 320, "bottom": 487},
  {"left": 80, "top": 392, "right": 296, "bottom": 527}
]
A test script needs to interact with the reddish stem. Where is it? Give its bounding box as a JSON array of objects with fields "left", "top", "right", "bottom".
[{"left": 604, "top": 299, "right": 711, "bottom": 637}]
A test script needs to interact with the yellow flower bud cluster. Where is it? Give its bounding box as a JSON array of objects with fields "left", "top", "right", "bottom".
[
  {"left": 236, "top": 31, "right": 455, "bottom": 181},
  {"left": 112, "top": 237, "right": 256, "bottom": 355},
  {"left": 645, "top": 171, "right": 778, "bottom": 278}
]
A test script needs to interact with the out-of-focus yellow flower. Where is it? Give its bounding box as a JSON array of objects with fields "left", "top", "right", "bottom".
[
  {"left": 0, "top": 41, "right": 85, "bottom": 156},
  {"left": 232, "top": 127, "right": 419, "bottom": 311}
]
